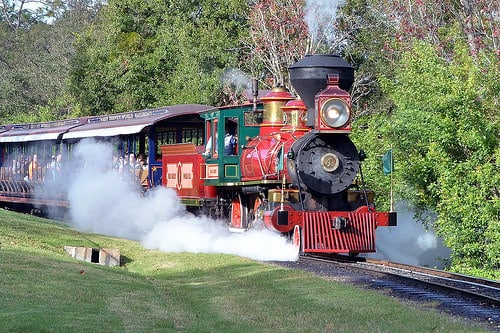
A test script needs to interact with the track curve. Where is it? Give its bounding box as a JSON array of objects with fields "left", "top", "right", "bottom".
[{"left": 274, "top": 255, "right": 500, "bottom": 332}]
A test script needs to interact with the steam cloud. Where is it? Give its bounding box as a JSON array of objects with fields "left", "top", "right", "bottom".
[
  {"left": 370, "top": 202, "right": 451, "bottom": 269},
  {"left": 222, "top": 68, "right": 252, "bottom": 92},
  {"left": 65, "top": 139, "right": 298, "bottom": 262},
  {"left": 304, "top": 0, "right": 344, "bottom": 47}
]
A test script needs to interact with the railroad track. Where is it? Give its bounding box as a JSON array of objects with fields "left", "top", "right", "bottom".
[
  {"left": 287, "top": 255, "right": 500, "bottom": 331},
  {"left": 360, "top": 258, "right": 500, "bottom": 304},
  {"left": 305, "top": 254, "right": 500, "bottom": 305}
]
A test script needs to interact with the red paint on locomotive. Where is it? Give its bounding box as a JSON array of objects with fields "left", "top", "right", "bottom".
[
  {"left": 240, "top": 99, "right": 309, "bottom": 182},
  {"left": 160, "top": 143, "right": 216, "bottom": 199},
  {"left": 240, "top": 132, "right": 290, "bottom": 181}
]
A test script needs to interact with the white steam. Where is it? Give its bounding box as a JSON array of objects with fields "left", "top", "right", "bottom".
[
  {"left": 142, "top": 217, "right": 295, "bottom": 260},
  {"left": 66, "top": 139, "right": 298, "bottom": 262},
  {"left": 304, "top": 0, "right": 345, "bottom": 48},
  {"left": 370, "top": 202, "right": 451, "bottom": 268},
  {"left": 222, "top": 68, "right": 252, "bottom": 92}
]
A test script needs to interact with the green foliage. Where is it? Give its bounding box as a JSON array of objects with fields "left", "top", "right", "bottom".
[
  {"left": 350, "top": 115, "right": 395, "bottom": 212},
  {"left": 337, "top": 0, "right": 399, "bottom": 119},
  {"left": 0, "top": 22, "right": 59, "bottom": 122},
  {"left": 0, "top": 1, "right": 101, "bottom": 123},
  {"left": 69, "top": 0, "right": 248, "bottom": 115},
  {"left": 378, "top": 41, "right": 499, "bottom": 274}
]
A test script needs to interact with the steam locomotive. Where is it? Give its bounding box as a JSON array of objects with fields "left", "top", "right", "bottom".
[
  {"left": 161, "top": 54, "right": 397, "bottom": 255},
  {"left": 0, "top": 54, "right": 396, "bottom": 255}
]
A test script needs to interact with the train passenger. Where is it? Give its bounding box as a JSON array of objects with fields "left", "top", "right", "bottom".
[
  {"left": 12, "top": 159, "right": 21, "bottom": 181},
  {"left": 129, "top": 153, "right": 139, "bottom": 172},
  {"left": 203, "top": 138, "right": 210, "bottom": 157},
  {"left": 111, "top": 154, "right": 119, "bottom": 171},
  {"left": 122, "top": 153, "right": 129, "bottom": 170},
  {"left": 117, "top": 155, "right": 125, "bottom": 177},
  {"left": 137, "top": 153, "right": 146, "bottom": 164},
  {"left": 138, "top": 158, "right": 149, "bottom": 190},
  {"left": 127, "top": 153, "right": 142, "bottom": 185},
  {"left": 224, "top": 129, "right": 237, "bottom": 155},
  {"left": 50, "top": 154, "right": 63, "bottom": 181},
  {"left": 28, "top": 154, "right": 38, "bottom": 181},
  {"left": 22, "top": 156, "right": 29, "bottom": 180},
  {"left": 203, "top": 133, "right": 217, "bottom": 157}
]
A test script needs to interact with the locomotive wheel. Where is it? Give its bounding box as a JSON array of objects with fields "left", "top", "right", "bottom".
[
  {"left": 252, "top": 196, "right": 264, "bottom": 228},
  {"left": 292, "top": 225, "right": 303, "bottom": 255},
  {"left": 229, "top": 193, "right": 248, "bottom": 231}
]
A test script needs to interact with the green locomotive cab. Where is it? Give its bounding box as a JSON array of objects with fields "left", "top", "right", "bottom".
[{"left": 201, "top": 105, "right": 262, "bottom": 186}]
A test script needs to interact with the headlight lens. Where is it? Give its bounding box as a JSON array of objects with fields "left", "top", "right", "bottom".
[{"left": 321, "top": 98, "right": 350, "bottom": 128}]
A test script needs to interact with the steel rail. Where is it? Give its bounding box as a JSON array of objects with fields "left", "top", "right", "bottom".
[{"left": 303, "top": 254, "right": 500, "bottom": 307}]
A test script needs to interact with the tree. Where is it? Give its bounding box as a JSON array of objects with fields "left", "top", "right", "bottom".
[
  {"left": 338, "top": 0, "right": 499, "bottom": 277},
  {"left": 0, "top": 0, "right": 102, "bottom": 122},
  {"left": 244, "top": 0, "right": 308, "bottom": 88},
  {"left": 338, "top": 0, "right": 500, "bottom": 274},
  {"left": 379, "top": 42, "right": 499, "bottom": 277},
  {"left": 339, "top": 0, "right": 499, "bottom": 119},
  {"left": 1, "top": 0, "right": 46, "bottom": 30},
  {"left": 336, "top": 0, "right": 397, "bottom": 119},
  {"left": 69, "top": 0, "right": 249, "bottom": 115},
  {"left": 245, "top": 0, "right": 351, "bottom": 90},
  {"left": 362, "top": 0, "right": 499, "bottom": 58},
  {"left": 156, "top": 0, "right": 249, "bottom": 107}
]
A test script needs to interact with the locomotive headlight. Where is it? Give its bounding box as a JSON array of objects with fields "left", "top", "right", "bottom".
[{"left": 320, "top": 98, "right": 350, "bottom": 128}]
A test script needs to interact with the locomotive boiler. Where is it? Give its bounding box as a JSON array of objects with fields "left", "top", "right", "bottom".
[{"left": 163, "top": 54, "right": 397, "bottom": 255}]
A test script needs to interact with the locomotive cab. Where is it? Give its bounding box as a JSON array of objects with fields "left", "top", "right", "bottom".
[{"left": 201, "top": 106, "right": 261, "bottom": 185}]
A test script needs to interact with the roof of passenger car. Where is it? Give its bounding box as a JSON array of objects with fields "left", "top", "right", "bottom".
[
  {"left": 0, "top": 119, "right": 83, "bottom": 143},
  {"left": 0, "top": 104, "right": 215, "bottom": 143},
  {"left": 63, "top": 104, "right": 214, "bottom": 140}
]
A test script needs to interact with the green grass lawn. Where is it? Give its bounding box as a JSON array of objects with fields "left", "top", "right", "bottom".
[{"left": 0, "top": 209, "right": 489, "bottom": 332}]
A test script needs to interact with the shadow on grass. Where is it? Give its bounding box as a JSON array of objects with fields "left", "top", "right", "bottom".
[{"left": 120, "top": 255, "right": 133, "bottom": 266}]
